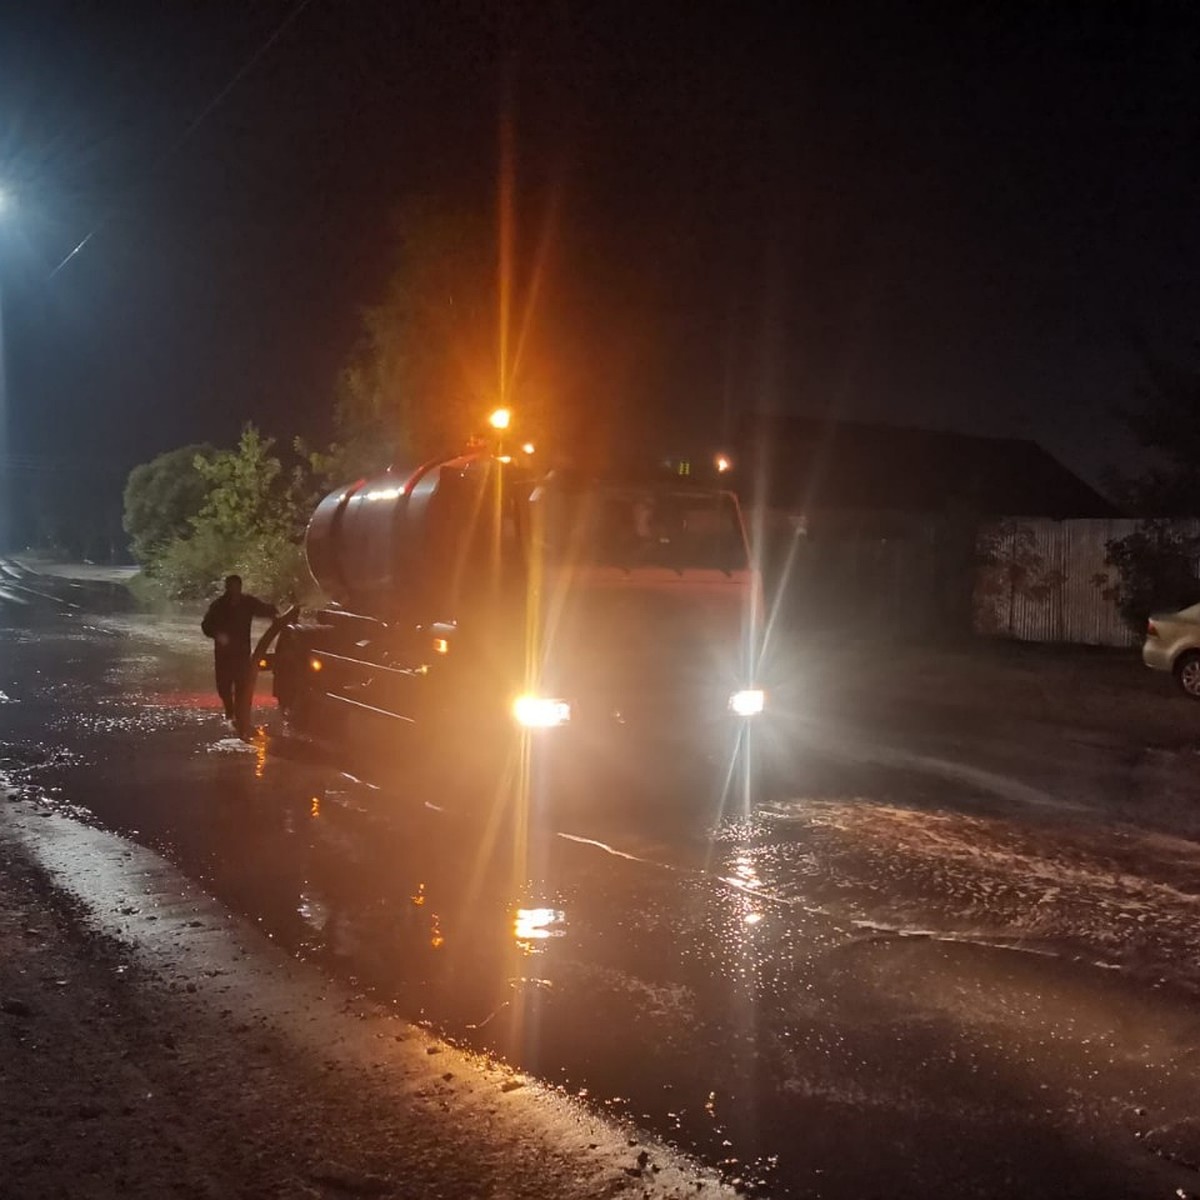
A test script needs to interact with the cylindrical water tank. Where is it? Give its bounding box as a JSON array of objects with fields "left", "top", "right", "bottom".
[{"left": 303, "top": 451, "right": 504, "bottom": 616}]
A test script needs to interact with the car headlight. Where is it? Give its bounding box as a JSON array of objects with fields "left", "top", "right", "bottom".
[
  {"left": 728, "top": 688, "right": 765, "bottom": 717},
  {"left": 512, "top": 695, "right": 572, "bottom": 729}
]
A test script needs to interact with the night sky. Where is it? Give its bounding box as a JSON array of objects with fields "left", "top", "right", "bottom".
[{"left": 2, "top": 2, "right": 1199, "bottom": 493}]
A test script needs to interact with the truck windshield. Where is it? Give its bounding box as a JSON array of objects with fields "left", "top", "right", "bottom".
[{"left": 542, "top": 486, "right": 749, "bottom": 572}]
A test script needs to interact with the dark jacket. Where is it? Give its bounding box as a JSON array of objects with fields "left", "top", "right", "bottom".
[{"left": 201, "top": 593, "right": 276, "bottom": 656}]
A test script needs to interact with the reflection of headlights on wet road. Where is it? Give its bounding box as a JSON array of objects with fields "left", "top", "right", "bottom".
[
  {"left": 728, "top": 688, "right": 765, "bottom": 717},
  {"left": 512, "top": 695, "right": 572, "bottom": 728}
]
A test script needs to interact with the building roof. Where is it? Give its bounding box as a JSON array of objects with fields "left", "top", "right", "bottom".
[{"left": 736, "top": 415, "right": 1118, "bottom": 519}]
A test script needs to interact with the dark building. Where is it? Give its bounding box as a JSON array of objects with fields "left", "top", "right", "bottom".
[{"left": 735, "top": 416, "right": 1118, "bottom": 520}]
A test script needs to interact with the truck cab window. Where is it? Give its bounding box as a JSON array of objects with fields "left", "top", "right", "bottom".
[{"left": 538, "top": 484, "right": 749, "bottom": 573}]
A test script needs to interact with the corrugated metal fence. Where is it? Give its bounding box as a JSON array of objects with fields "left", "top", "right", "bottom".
[
  {"left": 973, "top": 518, "right": 1200, "bottom": 646},
  {"left": 763, "top": 511, "right": 1200, "bottom": 647}
]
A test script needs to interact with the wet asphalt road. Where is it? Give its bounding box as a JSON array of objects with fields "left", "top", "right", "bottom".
[{"left": 2, "top": 567, "right": 1200, "bottom": 1199}]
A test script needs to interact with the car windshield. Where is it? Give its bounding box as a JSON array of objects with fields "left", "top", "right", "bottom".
[{"left": 541, "top": 485, "right": 749, "bottom": 572}]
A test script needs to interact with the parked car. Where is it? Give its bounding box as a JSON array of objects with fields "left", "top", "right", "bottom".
[{"left": 1143, "top": 603, "right": 1200, "bottom": 697}]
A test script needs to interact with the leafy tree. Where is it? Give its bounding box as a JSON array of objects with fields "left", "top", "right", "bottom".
[
  {"left": 149, "top": 426, "right": 315, "bottom": 602},
  {"left": 1102, "top": 347, "right": 1200, "bottom": 629},
  {"left": 1112, "top": 348, "right": 1200, "bottom": 515},
  {"left": 328, "top": 202, "right": 501, "bottom": 477},
  {"left": 976, "top": 520, "right": 1066, "bottom": 635},
  {"left": 1100, "top": 521, "right": 1200, "bottom": 631},
  {"left": 324, "top": 198, "right": 578, "bottom": 484},
  {"left": 191, "top": 426, "right": 301, "bottom": 543},
  {"left": 122, "top": 444, "right": 215, "bottom": 565}
]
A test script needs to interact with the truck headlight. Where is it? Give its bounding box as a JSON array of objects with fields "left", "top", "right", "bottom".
[
  {"left": 728, "top": 688, "right": 765, "bottom": 717},
  {"left": 513, "top": 695, "right": 571, "bottom": 729}
]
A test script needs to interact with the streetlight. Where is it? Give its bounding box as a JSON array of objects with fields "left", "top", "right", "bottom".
[{"left": 488, "top": 407, "right": 512, "bottom": 431}]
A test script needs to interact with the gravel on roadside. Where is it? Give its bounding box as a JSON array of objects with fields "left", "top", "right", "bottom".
[{"left": 0, "top": 811, "right": 724, "bottom": 1200}]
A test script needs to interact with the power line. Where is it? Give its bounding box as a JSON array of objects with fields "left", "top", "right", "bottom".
[
  {"left": 0, "top": 452, "right": 128, "bottom": 476},
  {"left": 49, "top": 0, "right": 316, "bottom": 280}
]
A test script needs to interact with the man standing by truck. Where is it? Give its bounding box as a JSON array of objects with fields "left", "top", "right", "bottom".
[{"left": 201, "top": 574, "right": 277, "bottom": 734}]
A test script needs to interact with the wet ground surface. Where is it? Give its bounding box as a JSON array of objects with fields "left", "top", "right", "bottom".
[{"left": 2, "top": 562, "right": 1200, "bottom": 1198}]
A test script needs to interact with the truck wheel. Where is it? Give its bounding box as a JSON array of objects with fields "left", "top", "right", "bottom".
[
  {"left": 283, "top": 683, "right": 320, "bottom": 735},
  {"left": 1175, "top": 651, "right": 1200, "bottom": 699},
  {"left": 274, "top": 656, "right": 316, "bottom": 734}
]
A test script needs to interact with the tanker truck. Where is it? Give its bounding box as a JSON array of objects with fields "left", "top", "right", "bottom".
[{"left": 264, "top": 424, "right": 766, "bottom": 802}]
